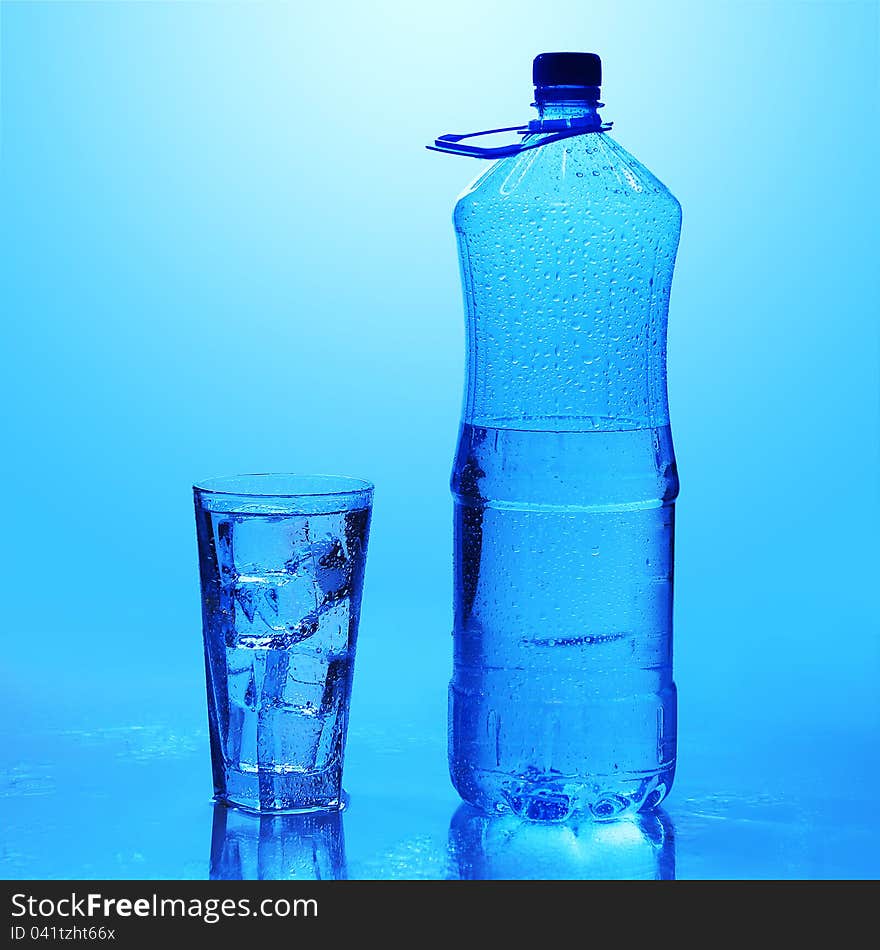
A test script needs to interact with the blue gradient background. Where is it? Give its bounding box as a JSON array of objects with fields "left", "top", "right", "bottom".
[{"left": 1, "top": 1, "right": 878, "bottom": 879}]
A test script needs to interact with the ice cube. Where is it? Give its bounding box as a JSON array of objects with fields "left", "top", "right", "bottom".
[
  {"left": 315, "top": 705, "right": 345, "bottom": 770},
  {"left": 273, "top": 571, "right": 322, "bottom": 628},
  {"left": 228, "top": 515, "right": 311, "bottom": 577},
  {"left": 258, "top": 705, "right": 324, "bottom": 771},
  {"left": 321, "top": 655, "right": 351, "bottom": 714},
  {"left": 267, "top": 654, "right": 351, "bottom": 770},
  {"left": 282, "top": 652, "right": 329, "bottom": 713},
  {"left": 231, "top": 573, "right": 322, "bottom": 647},
  {"left": 226, "top": 649, "right": 256, "bottom": 709},
  {"left": 285, "top": 534, "right": 351, "bottom": 594},
  {"left": 226, "top": 704, "right": 258, "bottom": 771},
  {"left": 293, "top": 598, "right": 351, "bottom": 655},
  {"left": 213, "top": 518, "right": 237, "bottom": 585},
  {"left": 313, "top": 537, "right": 350, "bottom": 600}
]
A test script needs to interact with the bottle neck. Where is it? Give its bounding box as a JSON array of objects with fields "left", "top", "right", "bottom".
[
  {"left": 537, "top": 100, "right": 600, "bottom": 121},
  {"left": 531, "top": 96, "right": 606, "bottom": 132}
]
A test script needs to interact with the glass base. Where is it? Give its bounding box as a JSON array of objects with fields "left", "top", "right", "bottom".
[{"left": 215, "top": 763, "right": 345, "bottom": 814}]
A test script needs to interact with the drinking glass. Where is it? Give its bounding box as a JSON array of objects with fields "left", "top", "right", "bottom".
[{"left": 194, "top": 474, "right": 372, "bottom": 812}]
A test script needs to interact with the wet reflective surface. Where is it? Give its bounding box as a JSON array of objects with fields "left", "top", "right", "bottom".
[
  {"left": 2, "top": 650, "right": 878, "bottom": 880},
  {"left": 449, "top": 806, "right": 676, "bottom": 880},
  {"left": 209, "top": 807, "right": 348, "bottom": 880}
]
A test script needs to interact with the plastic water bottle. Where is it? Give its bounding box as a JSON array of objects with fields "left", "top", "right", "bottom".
[{"left": 433, "top": 53, "right": 681, "bottom": 821}]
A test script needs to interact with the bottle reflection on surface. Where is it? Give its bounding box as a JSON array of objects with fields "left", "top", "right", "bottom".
[
  {"left": 209, "top": 805, "right": 347, "bottom": 880},
  {"left": 449, "top": 805, "right": 675, "bottom": 880}
]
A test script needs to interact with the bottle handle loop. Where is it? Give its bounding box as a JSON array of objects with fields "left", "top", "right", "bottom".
[{"left": 427, "top": 118, "right": 612, "bottom": 159}]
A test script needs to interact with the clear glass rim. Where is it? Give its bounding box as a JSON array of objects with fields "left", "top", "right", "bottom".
[{"left": 193, "top": 472, "right": 374, "bottom": 500}]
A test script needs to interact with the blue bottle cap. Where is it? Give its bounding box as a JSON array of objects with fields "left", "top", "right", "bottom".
[{"left": 533, "top": 52, "right": 602, "bottom": 87}]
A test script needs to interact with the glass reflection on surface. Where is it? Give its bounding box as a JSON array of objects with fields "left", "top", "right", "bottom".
[
  {"left": 449, "top": 805, "right": 675, "bottom": 880},
  {"left": 209, "top": 804, "right": 347, "bottom": 880}
]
